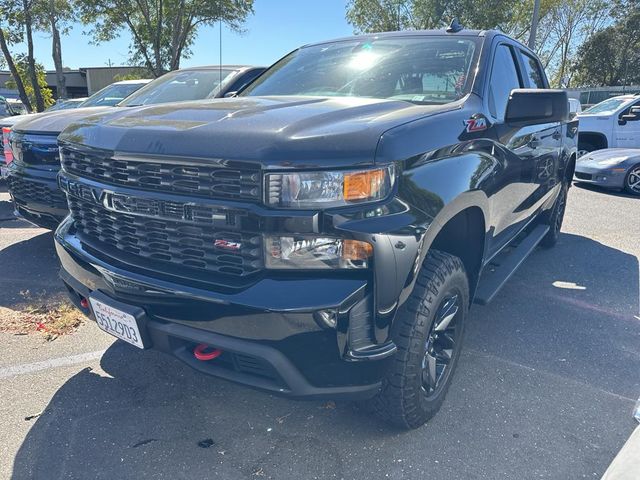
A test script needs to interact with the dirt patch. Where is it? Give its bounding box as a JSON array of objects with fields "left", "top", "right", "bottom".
[{"left": 0, "top": 302, "right": 85, "bottom": 341}]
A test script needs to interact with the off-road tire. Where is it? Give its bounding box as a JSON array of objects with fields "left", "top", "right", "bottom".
[
  {"left": 540, "top": 181, "right": 568, "bottom": 248},
  {"left": 368, "top": 250, "right": 469, "bottom": 429}
]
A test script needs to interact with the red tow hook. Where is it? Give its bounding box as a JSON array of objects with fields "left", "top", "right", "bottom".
[
  {"left": 80, "top": 297, "right": 89, "bottom": 309},
  {"left": 194, "top": 343, "right": 223, "bottom": 361}
]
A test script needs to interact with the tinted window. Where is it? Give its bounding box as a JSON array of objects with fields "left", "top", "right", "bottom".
[
  {"left": 520, "top": 52, "right": 545, "bottom": 88},
  {"left": 120, "top": 69, "right": 238, "bottom": 106},
  {"left": 243, "top": 37, "right": 480, "bottom": 105},
  {"left": 488, "top": 44, "right": 521, "bottom": 120},
  {"left": 583, "top": 97, "right": 632, "bottom": 115},
  {"left": 80, "top": 83, "right": 147, "bottom": 108}
]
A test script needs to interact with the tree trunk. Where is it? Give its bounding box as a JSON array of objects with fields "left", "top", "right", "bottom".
[
  {"left": 23, "top": 0, "right": 45, "bottom": 111},
  {"left": 0, "top": 27, "right": 33, "bottom": 112},
  {"left": 49, "top": 0, "right": 66, "bottom": 99}
]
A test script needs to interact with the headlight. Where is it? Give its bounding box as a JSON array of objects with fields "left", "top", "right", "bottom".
[
  {"left": 265, "top": 236, "right": 373, "bottom": 269},
  {"left": 265, "top": 165, "right": 395, "bottom": 209}
]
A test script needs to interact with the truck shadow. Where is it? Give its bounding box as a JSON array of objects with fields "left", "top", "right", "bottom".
[
  {"left": 0, "top": 232, "right": 65, "bottom": 309},
  {"left": 9, "top": 233, "right": 640, "bottom": 479}
]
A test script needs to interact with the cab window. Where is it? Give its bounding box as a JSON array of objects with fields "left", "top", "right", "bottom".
[
  {"left": 520, "top": 51, "right": 546, "bottom": 88},
  {"left": 488, "top": 44, "right": 522, "bottom": 121}
]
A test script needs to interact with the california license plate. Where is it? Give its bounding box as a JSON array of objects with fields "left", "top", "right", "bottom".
[{"left": 90, "top": 296, "right": 145, "bottom": 349}]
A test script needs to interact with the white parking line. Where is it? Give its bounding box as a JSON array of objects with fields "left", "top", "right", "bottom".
[{"left": 0, "top": 350, "right": 105, "bottom": 379}]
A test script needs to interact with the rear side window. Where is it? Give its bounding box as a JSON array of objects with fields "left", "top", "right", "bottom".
[
  {"left": 520, "top": 51, "right": 546, "bottom": 88},
  {"left": 488, "top": 44, "right": 522, "bottom": 120}
]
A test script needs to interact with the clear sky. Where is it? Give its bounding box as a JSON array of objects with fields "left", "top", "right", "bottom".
[{"left": 17, "top": 0, "right": 355, "bottom": 71}]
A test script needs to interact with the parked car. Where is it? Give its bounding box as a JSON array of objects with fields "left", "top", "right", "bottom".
[
  {"left": 574, "top": 148, "right": 640, "bottom": 195},
  {"left": 45, "top": 98, "right": 88, "bottom": 112},
  {"left": 0, "top": 96, "right": 24, "bottom": 120},
  {"left": 577, "top": 94, "right": 640, "bottom": 156},
  {"left": 4, "top": 66, "right": 265, "bottom": 228},
  {"left": 55, "top": 27, "right": 575, "bottom": 429}
]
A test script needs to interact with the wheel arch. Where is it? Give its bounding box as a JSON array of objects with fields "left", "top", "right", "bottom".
[{"left": 578, "top": 131, "right": 608, "bottom": 151}]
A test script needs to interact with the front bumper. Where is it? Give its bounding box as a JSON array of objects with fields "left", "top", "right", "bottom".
[
  {"left": 6, "top": 162, "right": 67, "bottom": 229},
  {"left": 574, "top": 164, "right": 626, "bottom": 189},
  {"left": 56, "top": 219, "right": 402, "bottom": 399}
]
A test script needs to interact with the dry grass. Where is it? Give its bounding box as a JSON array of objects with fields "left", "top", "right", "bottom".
[{"left": 0, "top": 301, "right": 85, "bottom": 341}]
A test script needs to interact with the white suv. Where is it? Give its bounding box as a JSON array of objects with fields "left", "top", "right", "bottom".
[{"left": 577, "top": 94, "right": 640, "bottom": 156}]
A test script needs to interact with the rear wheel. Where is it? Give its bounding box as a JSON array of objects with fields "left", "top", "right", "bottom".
[
  {"left": 540, "top": 181, "right": 568, "bottom": 248},
  {"left": 624, "top": 164, "right": 640, "bottom": 196},
  {"left": 368, "top": 250, "right": 469, "bottom": 429}
]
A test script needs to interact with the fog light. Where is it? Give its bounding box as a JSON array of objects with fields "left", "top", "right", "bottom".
[
  {"left": 314, "top": 309, "right": 337, "bottom": 329},
  {"left": 265, "top": 236, "right": 372, "bottom": 269}
]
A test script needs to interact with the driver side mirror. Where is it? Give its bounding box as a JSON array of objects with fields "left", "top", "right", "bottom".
[
  {"left": 619, "top": 106, "right": 640, "bottom": 124},
  {"left": 505, "top": 89, "right": 569, "bottom": 126}
]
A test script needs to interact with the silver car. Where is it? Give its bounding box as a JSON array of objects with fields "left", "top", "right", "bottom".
[{"left": 574, "top": 148, "right": 640, "bottom": 196}]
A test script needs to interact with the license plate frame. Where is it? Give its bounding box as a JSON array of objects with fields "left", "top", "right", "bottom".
[{"left": 89, "top": 292, "right": 149, "bottom": 349}]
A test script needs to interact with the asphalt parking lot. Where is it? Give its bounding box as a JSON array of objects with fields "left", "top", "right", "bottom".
[{"left": 0, "top": 181, "right": 639, "bottom": 480}]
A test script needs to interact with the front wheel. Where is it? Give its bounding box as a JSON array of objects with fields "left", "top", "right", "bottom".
[
  {"left": 624, "top": 164, "right": 640, "bottom": 196},
  {"left": 368, "top": 250, "right": 469, "bottom": 429},
  {"left": 540, "top": 181, "right": 568, "bottom": 248}
]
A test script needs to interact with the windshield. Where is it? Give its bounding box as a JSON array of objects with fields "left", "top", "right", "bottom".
[
  {"left": 583, "top": 98, "right": 632, "bottom": 115},
  {"left": 80, "top": 82, "right": 147, "bottom": 108},
  {"left": 0, "top": 102, "right": 10, "bottom": 116},
  {"left": 46, "top": 100, "right": 82, "bottom": 112},
  {"left": 120, "top": 69, "right": 238, "bottom": 107},
  {"left": 242, "top": 37, "right": 480, "bottom": 105}
]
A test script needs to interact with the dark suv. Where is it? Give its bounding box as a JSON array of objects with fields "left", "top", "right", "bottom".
[
  {"left": 5, "top": 66, "right": 265, "bottom": 229},
  {"left": 55, "top": 29, "right": 576, "bottom": 429}
]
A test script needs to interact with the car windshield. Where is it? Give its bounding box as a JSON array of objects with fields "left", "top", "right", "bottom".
[
  {"left": 46, "top": 100, "right": 82, "bottom": 111},
  {"left": 242, "top": 37, "right": 480, "bottom": 105},
  {"left": 582, "top": 98, "right": 632, "bottom": 115},
  {"left": 0, "top": 102, "right": 10, "bottom": 116},
  {"left": 79, "top": 83, "right": 147, "bottom": 108},
  {"left": 120, "top": 69, "right": 238, "bottom": 107}
]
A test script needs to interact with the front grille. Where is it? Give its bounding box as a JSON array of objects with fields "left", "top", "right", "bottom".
[
  {"left": 61, "top": 147, "right": 262, "bottom": 202},
  {"left": 8, "top": 175, "right": 67, "bottom": 208},
  {"left": 68, "top": 196, "right": 263, "bottom": 278},
  {"left": 574, "top": 171, "right": 593, "bottom": 180}
]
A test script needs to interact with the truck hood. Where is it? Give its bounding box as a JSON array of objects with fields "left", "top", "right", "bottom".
[
  {"left": 58, "top": 96, "right": 450, "bottom": 168},
  {"left": 11, "top": 107, "right": 113, "bottom": 135}
]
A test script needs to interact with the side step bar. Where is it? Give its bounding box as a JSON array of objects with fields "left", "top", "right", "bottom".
[{"left": 473, "top": 224, "right": 550, "bottom": 305}]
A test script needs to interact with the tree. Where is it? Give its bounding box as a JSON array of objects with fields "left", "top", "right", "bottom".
[
  {"left": 43, "top": 0, "right": 76, "bottom": 99},
  {"left": 345, "top": 0, "right": 536, "bottom": 34},
  {"left": 572, "top": 9, "right": 640, "bottom": 87},
  {"left": 21, "top": 0, "right": 46, "bottom": 111},
  {"left": 5, "top": 54, "right": 55, "bottom": 109},
  {"left": 79, "top": 0, "right": 255, "bottom": 77},
  {"left": 0, "top": 27, "right": 32, "bottom": 111}
]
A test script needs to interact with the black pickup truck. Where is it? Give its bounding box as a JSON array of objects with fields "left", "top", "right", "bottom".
[{"left": 54, "top": 28, "right": 576, "bottom": 429}]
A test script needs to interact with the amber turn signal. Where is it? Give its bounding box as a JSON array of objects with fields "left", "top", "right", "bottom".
[
  {"left": 343, "top": 169, "right": 386, "bottom": 201},
  {"left": 342, "top": 239, "right": 373, "bottom": 262}
]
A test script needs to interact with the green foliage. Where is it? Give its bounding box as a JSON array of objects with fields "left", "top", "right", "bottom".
[
  {"left": 572, "top": 8, "right": 640, "bottom": 87},
  {"left": 112, "top": 70, "right": 150, "bottom": 82},
  {"left": 345, "top": 0, "right": 538, "bottom": 34},
  {"left": 4, "top": 54, "right": 54, "bottom": 108},
  {"left": 79, "top": 0, "right": 255, "bottom": 76}
]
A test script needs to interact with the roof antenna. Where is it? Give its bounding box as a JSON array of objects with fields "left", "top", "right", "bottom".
[{"left": 446, "top": 18, "right": 463, "bottom": 33}]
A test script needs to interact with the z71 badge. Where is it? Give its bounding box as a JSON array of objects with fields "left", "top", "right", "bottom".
[{"left": 464, "top": 116, "right": 488, "bottom": 133}]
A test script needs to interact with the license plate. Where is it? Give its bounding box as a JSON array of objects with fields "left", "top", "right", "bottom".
[{"left": 90, "top": 296, "right": 145, "bottom": 349}]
